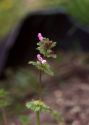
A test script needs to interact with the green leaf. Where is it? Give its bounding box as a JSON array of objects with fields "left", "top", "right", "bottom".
[
  {"left": 28, "top": 61, "right": 54, "bottom": 76},
  {"left": 26, "top": 100, "right": 51, "bottom": 113},
  {"left": 0, "top": 89, "right": 11, "bottom": 108},
  {"left": 42, "top": 63, "right": 54, "bottom": 76}
]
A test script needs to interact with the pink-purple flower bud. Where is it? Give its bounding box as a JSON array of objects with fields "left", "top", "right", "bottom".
[
  {"left": 38, "top": 33, "right": 43, "bottom": 41},
  {"left": 37, "top": 54, "right": 46, "bottom": 64},
  {"left": 37, "top": 54, "right": 43, "bottom": 62},
  {"left": 41, "top": 60, "right": 47, "bottom": 64}
]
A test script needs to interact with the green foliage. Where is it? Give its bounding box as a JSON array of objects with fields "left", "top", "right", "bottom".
[
  {"left": 26, "top": 100, "right": 51, "bottom": 113},
  {"left": 43, "top": 0, "right": 66, "bottom": 8},
  {"left": 44, "top": 0, "right": 89, "bottom": 26},
  {"left": 27, "top": 34, "right": 58, "bottom": 125},
  {"left": 19, "top": 115, "right": 30, "bottom": 125},
  {"left": 26, "top": 100, "right": 63, "bottom": 123},
  {"left": 37, "top": 38, "right": 56, "bottom": 58},
  {"left": 0, "top": 0, "right": 25, "bottom": 39},
  {"left": 29, "top": 35, "right": 57, "bottom": 76},
  {"left": 0, "top": 89, "right": 11, "bottom": 108},
  {"left": 5, "top": 68, "right": 39, "bottom": 96},
  {"left": 29, "top": 61, "right": 54, "bottom": 76},
  {"left": 51, "top": 110, "right": 64, "bottom": 123},
  {"left": 65, "top": 0, "right": 89, "bottom": 26}
]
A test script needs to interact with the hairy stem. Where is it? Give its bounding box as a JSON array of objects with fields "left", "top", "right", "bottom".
[
  {"left": 38, "top": 70, "right": 43, "bottom": 99},
  {"left": 39, "top": 70, "right": 42, "bottom": 86},
  {"left": 36, "top": 111, "right": 40, "bottom": 125}
]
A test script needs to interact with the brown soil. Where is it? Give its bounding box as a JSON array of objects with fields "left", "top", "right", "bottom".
[
  {"left": 35, "top": 52, "right": 89, "bottom": 125},
  {"left": 10, "top": 52, "right": 89, "bottom": 125}
]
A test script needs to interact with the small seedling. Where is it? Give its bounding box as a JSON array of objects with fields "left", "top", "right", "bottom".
[{"left": 26, "top": 100, "right": 50, "bottom": 125}]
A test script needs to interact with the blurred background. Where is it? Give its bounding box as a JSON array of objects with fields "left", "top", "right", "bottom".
[
  {"left": 0, "top": 0, "right": 89, "bottom": 125},
  {"left": 0, "top": 0, "right": 89, "bottom": 39}
]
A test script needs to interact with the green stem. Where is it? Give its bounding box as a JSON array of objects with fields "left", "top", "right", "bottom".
[
  {"left": 2, "top": 108, "right": 8, "bottom": 125},
  {"left": 38, "top": 70, "right": 43, "bottom": 99},
  {"left": 36, "top": 111, "right": 40, "bottom": 125},
  {"left": 39, "top": 70, "right": 42, "bottom": 86}
]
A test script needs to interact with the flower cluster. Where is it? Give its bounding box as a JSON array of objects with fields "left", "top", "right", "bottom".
[
  {"left": 37, "top": 54, "right": 46, "bottom": 64},
  {"left": 37, "top": 33, "right": 56, "bottom": 58},
  {"left": 28, "top": 33, "right": 56, "bottom": 76}
]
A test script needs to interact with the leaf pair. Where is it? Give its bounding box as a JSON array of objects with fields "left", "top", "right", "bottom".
[
  {"left": 0, "top": 89, "right": 11, "bottom": 108},
  {"left": 26, "top": 100, "right": 50, "bottom": 112},
  {"left": 29, "top": 61, "right": 54, "bottom": 76}
]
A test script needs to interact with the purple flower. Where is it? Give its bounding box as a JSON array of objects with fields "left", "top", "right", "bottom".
[
  {"left": 41, "top": 60, "right": 46, "bottom": 64},
  {"left": 38, "top": 33, "right": 43, "bottom": 41},
  {"left": 37, "top": 54, "right": 46, "bottom": 64}
]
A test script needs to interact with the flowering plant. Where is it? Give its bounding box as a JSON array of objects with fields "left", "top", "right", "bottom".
[
  {"left": 28, "top": 33, "right": 56, "bottom": 76},
  {"left": 37, "top": 33, "right": 56, "bottom": 58},
  {"left": 26, "top": 33, "right": 62, "bottom": 125},
  {"left": 29, "top": 53, "right": 53, "bottom": 76}
]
